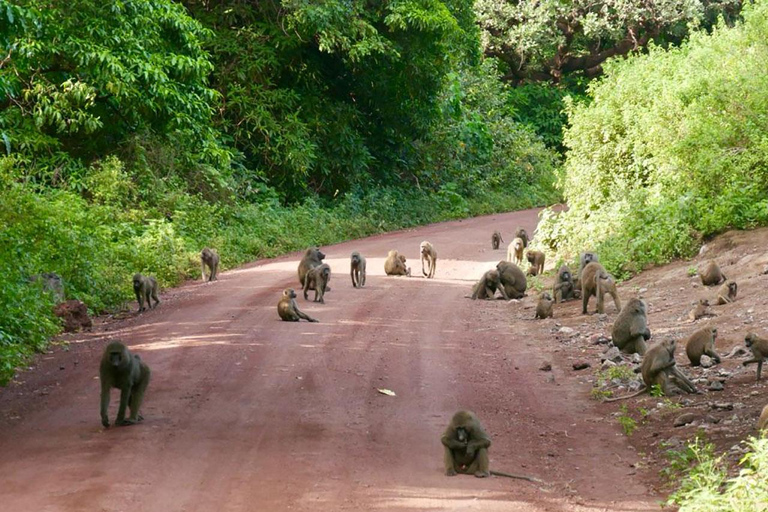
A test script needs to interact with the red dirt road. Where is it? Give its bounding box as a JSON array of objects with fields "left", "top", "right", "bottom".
[{"left": 0, "top": 209, "right": 661, "bottom": 511}]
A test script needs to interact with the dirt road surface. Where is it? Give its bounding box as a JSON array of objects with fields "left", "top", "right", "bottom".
[{"left": 0, "top": 209, "right": 661, "bottom": 511}]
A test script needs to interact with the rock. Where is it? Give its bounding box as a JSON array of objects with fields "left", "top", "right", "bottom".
[
  {"left": 28, "top": 272, "right": 65, "bottom": 302},
  {"left": 539, "top": 362, "right": 552, "bottom": 372},
  {"left": 591, "top": 335, "right": 611, "bottom": 345},
  {"left": 674, "top": 413, "right": 696, "bottom": 427},
  {"left": 717, "top": 369, "right": 732, "bottom": 378},
  {"left": 559, "top": 326, "right": 574, "bottom": 334},
  {"left": 572, "top": 361, "right": 591, "bottom": 371},
  {"left": 597, "top": 314, "right": 609, "bottom": 322},
  {"left": 545, "top": 374, "right": 555, "bottom": 383},
  {"left": 762, "top": 264, "right": 768, "bottom": 275},
  {"left": 704, "top": 415, "right": 720, "bottom": 424},
  {"left": 639, "top": 288, "right": 648, "bottom": 294},
  {"left": 53, "top": 300, "right": 92, "bottom": 333},
  {"left": 602, "top": 346, "right": 623, "bottom": 363},
  {"left": 712, "top": 402, "right": 733, "bottom": 411},
  {"left": 600, "top": 360, "right": 617, "bottom": 371},
  {"left": 628, "top": 380, "right": 644, "bottom": 392},
  {"left": 630, "top": 353, "right": 642, "bottom": 364},
  {"left": 700, "top": 355, "right": 714, "bottom": 368},
  {"left": 708, "top": 381, "right": 724, "bottom": 391}
]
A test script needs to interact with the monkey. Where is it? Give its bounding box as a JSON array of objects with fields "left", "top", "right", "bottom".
[
  {"left": 99, "top": 341, "right": 150, "bottom": 428},
  {"left": 420, "top": 241, "right": 437, "bottom": 279},
  {"left": 496, "top": 261, "right": 527, "bottom": 299},
  {"left": 200, "top": 248, "right": 219, "bottom": 281},
  {"left": 581, "top": 262, "right": 620, "bottom": 314},
  {"left": 303, "top": 263, "right": 331, "bottom": 303},
  {"left": 743, "top": 332, "right": 768, "bottom": 381},
  {"left": 535, "top": 292, "right": 554, "bottom": 319},
  {"left": 611, "top": 298, "right": 651, "bottom": 355},
  {"left": 507, "top": 238, "right": 525, "bottom": 265},
  {"left": 578, "top": 251, "right": 599, "bottom": 278},
  {"left": 685, "top": 326, "right": 720, "bottom": 367},
  {"left": 525, "top": 250, "right": 545, "bottom": 276},
  {"left": 384, "top": 250, "right": 410, "bottom": 276},
  {"left": 715, "top": 280, "right": 737, "bottom": 305},
  {"left": 441, "top": 410, "right": 539, "bottom": 482},
  {"left": 514, "top": 227, "right": 529, "bottom": 248},
  {"left": 491, "top": 231, "right": 504, "bottom": 250},
  {"left": 350, "top": 251, "right": 366, "bottom": 288},
  {"left": 133, "top": 273, "right": 160, "bottom": 312},
  {"left": 298, "top": 247, "right": 326, "bottom": 287},
  {"left": 277, "top": 288, "right": 318, "bottom": 322},
  {"left": 688, "top": 299, "right": 715, "bottom": 322},
  {"left": 468, "top": 270, "right": 509, "bottom": 300},
  {"left": 552, "top": 265, "right": 576, "bottom": 303},
  {"left": 28, "top": 272, "right": 65, "bottom": 302},
  {"left": 758, "top": 404, "right": 768, "bottom": 431},
  {"left": 699, "top": 260, "right": 726, "bottom": 286}
]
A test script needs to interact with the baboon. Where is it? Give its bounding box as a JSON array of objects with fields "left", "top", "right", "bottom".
[
  {"left": 743, "top": 332, "right": 768, "bottom": 381},
  {"left": 515, "top": 227, "right": 529, "bottom": 248},
  {"left": 535, "top": 292, "right": 554, "bottom": 319},
  {"left": 441, "top": 410, "right": 538, "bottom": 482},
  {"left": 611, "top": 298, "right": 651, "bottom": 355},
  {"left": 685, "top": 326, "right": 720, "bottom": 367},
  {"left": 496, "top": 261, "right": 527, "bottom": 299},
  {"left": 420, "top": 241, "right": 437, "bottom": 279},
  {"left": 200, "top": 248, "right": 219, "bottom": 281},
  {"left": 99, "top": 342, "right": 150, "bottom": 428},
  {"left": 553, "top": 265, "right": 576, "bottom": 303},
  {"left": 350, "top": 251, "right": 366, "bottom": 288},
  {"left": 699, "top": 260, "right": 726, "bottom": 286},
  {"left": 277, "top": 288, "right": 318, "bottom": 322},
  {"left": 469, "top": 270, "right": 509, "bottom": 300},
  {"left": 28, "top": 272, "right": 65, "bottom": 302},
  {"left": 581, "top": 262, "right": 621, "bottom": 314},
  {"left": 384, "top": 250, "right": 410, "bottom": 276},
  {"left": 303, "top": 263, "right": 331, "bottom": 303},
  {"left": 758, "top": 404, "right": 768, "bottom": 431},
  {"left": 578, "top": 251, "right": 599, "bottom": 277},
  {"left": 298, "top": 247, "right": 326, "bottom": 287},
  {"left": 688, "top": 299, "right": 714, "bottom": 322},
  {"left": 716, "top": 280, "right": 737, "bottom": 305},
  {"left": 491, "top": 231, "right": 504, "bottom": 250},
  {"left": 507, "top": 238, "right": 525, "bottom": 265},
  {"left": 133, "top": 273, "right": 160, "bottom": 312},
  {"left": 525, "top": 250, "right": 545, "bottom": 276}
]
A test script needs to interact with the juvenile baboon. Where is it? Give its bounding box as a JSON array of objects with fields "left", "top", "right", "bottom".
[
  {"left": 611, "top": 298, "right": 651, "bottom": 355},
  {"left": 743, "top": 332, "right": 768, "bottom": 381},
  {"left": 200, "top": 248, "right": 219, "bottom": 281},
  {"left": 535, "top": 292, "right": 554, "bottom": 319},
  {"left": 491, "top": 231, "right": 504, "bottom": 250},
  {"left": 525, "top": 250, "right": 545, "bottom": 276},
  {"left": 578, "top": 251, "right": 599, "bottom": 277},
  {"left": 277, "top": 288, "right": 318, "bottom": 322},
  {"left": 99, "top": 342, "right": 150, "bottom": 428},
  {"left": 298, "top": 247, "right": 326, "bottom": 287},
  {"left": 350, "top": 251, "right": 366, "bottom": 288},
  {"left": 384, "top": 250, "right": 410, "bottom": 276},
  {"left": 699, "top": 260, "right": 726, "bottom": 286},
  {"left": 28, "top": 272, "right": 65, "bottom": 302},
  {"left": 441, "top": 410, "right": 538, "bottom": 482},
  {"left": 581, "top": 262, "right": 621, "bottom": 314},
  {"left": 688, "top": 299, "right": 714, "bottom": 322},
  {"left": 469, "top": 270, "right": 509, "bottom": 300},
  {"left": 685, "top": 326, "right": 720, "bottom": 366},
  {"left": 420, "top": 241, "right": 437, "bottom": 279},
  {"left": 553, "top": 265, "right": 576, "bottom": 303},
  {"left": 514, "top": 227, "right": 529, "bottom": 248},
  {"left": 496, "top": 261, "right": 527, "bottom": 299},
  {"left": 716, "top": 280, "right": 737, "bottom": 305},
  {"left": 133, "top": 273, "right": 160, "bottom": 312},
  {"left": 303, "top": 263, "right": 331, "bottom": 303},
  {"left": 758, "top": 404, "right": 768, "bottom": 431},
  {"left": 507, "top": 238, "right": 525, "bottom": 265}
]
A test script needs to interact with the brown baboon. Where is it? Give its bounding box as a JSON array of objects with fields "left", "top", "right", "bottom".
[
  {"left": 685, "top": 326, "right": 720, "bottom": 366},
  {"left": 525, "top": 250, "right": 545, "bottom": 276},
  {"left": 303, "top": 263, "right": 331, "bottom": 303},
  {"left": 515, "top": 227, "right": 529, "bottom": 248},
  {"left": 758, "top": 404, "right": 768, "bottom": 431},
  {"left": 420, "top": 241, "right": 437, "bottom": 279},
  {"left": 611, "top": 298, "right": 651, "bottom": 355},
  {"left": 350, "top": 251, "right": 366, "bottom": 288},
  {"left": 28, "top": 272, "right": 65, "bottom": 302},
  {"left": 469, "top": 270, "right": 509, "bottom": 300},
  {"left": 535, "top": 292, "right": 554, "bottom": 319},
  {"left": 298, "top": 247, "right": 326, "bottom": 287},
  {"left": 496, "top": 261, "right": 527, "bottom": 299},
  {"left": 578, "top": 251, "right": 599, "bottom": 277},
  {"left": 200, "top": 248, "right": 219, "bottom": 281},
  {"left": 441, "top": 411, "right": 538, "bottom": 482},
  {"left": 277, "top": 288, "right": 318, "bottom": 322},
  {"left": 688, "top": 299, "right": 715, "bottom": 322},
  {"left": 716, "top": 280, "right": 737, "bottom": 305},
  {"left": 384, "top": 250, "right": 410, "bottom": 276},
  {"left": 699, "top": 260, "right": 726, "bottom": 286},
  {"left": 100, "top": 342, "right": 150, "bottom": 428},
  {"left": 743, "top": 332, "right": 768, "bottom": 381},
  {"left": 581, "top": 262, "right": 620, "bottom": 314},
  {"left": 553, "top": 265, "right": 576, "bottom": 303},
  {"left": 507, "top": 238, "right": 525, "bottom": 265},
  {"left": 133, "top": 273, "right": 160, "bottom": 312},
  {"left": 491, "top": 231, "right": 504, "bottom": 250}
]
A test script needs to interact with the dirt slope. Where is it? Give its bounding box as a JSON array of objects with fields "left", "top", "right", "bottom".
[{"left": 0, "top": 209, "right": 660, "bottom": 512}]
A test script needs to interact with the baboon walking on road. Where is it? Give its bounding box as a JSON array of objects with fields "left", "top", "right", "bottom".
[{"left": 100, "top": 342, "right": 151, "bottom": 428}]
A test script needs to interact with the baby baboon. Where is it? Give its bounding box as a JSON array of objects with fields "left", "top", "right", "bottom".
[
  {"left": 491, "top": 231, "right": 504, "bottom": 250},
  {"left": 525, "top": 250, "right": 545, "bottom": 276},
  {"left": 553, "top": 265, "right": 576, "bottom": 303},
  {"left": 688, "top": 299, "right": 714, "bottom": 322},
  {"left": 350, "top": 251, "right": 366, "bottom": 288},
  {"left": 578, "top": 251, "right": 599, "bottom": 277},
  {"left": 611, "top": 298, "right": 651, "bottom": 355},
  {"left": 303, "top": 263, "right": 331, "bottom": 303},
  {"left": 496, "top": 261, "right": 527, "bottom": 299},
  {"left": 535, "top": 292, "right": 554, "bottom": 319},
  {"left": 699, "top": 260, "right": 726, "bottom": 286},
  {"left": 469, "top": 270, "right": 509, "bottom": 300},
  {"left": 743, "top": 332, "right": 768, "bottom": 381},
  {"left": 514, "top": 227, "right": 529, "bottom": 248},
  {"left": 277, "top": 288, "right": 318, "bottom": 322},
  {"left": 758, "top": 404, "right": 768, "bottom": 431},
  {"left": 384, "top": 250, "right": 410, "bottom": 276},
  {"left": 100, "top": 341, "right": 151, "bottom": 428},
  {"left": 581, "top": 262, "right": 620, "bottom": 314},
  {"left": 133, "top": 273, "right": 160, "bottom": 312},
  {"left": 420, "top": 241, "right": 437, "bottom": 279},
  {"left": 715, "top": 280, "right": 737, "bottom": 305},
  {"left": 507, "top": 238, "right": 525, "bottom": 265},
  {"left": 298, "top": 247, "right": 326, "bottom": 287},
  {"left": 28, "top": 272, "right": 65, "bottom": 302},
  {"left": 685, "top": 326, "right": 720, "bottom": 366},
  {"left": 441, "top": 410, "right": 539, "bottom": 482},
  {"left": 200, "top": 248, "right": 219, "bottom": 281}
]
